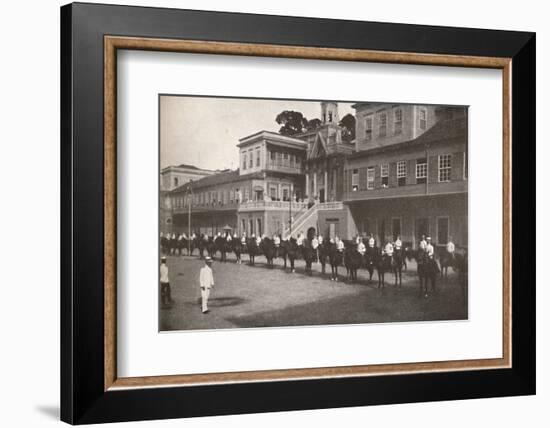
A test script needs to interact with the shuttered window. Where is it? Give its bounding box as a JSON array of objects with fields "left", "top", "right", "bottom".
[
  {"left": 416, "top": 158, "right": 427, "bottom": 184},
  {"left": 438, "top": 154, "right": 452, "bottom": 182},
  {"left": 379, "top": 113, "right": 387, "bottom": 137},
  {"left": 397, "top": 161, "right": 407, "bottom": 186},
  {"left": 381, "top": 163, "right": 389, "bottom": 187},
  {"left": 365, "top": 116, "right": 373, "bottom": 141},
  {"left": 367, "top": 167, "right": 375, "bottom": 190},
  {"left": 352, "top": 169, "right": 359, "bottom": 191},
  {"left": 394, "top": 108, "right": 403, "bottom": 135}
]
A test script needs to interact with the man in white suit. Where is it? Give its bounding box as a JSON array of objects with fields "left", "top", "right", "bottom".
[{"left": 200, "top": 257, "right": 215, "bottom": 314}]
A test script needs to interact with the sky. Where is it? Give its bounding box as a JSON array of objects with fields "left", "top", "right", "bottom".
[{"left": 160, "top": 96, "right": 354, "bottom": 170}]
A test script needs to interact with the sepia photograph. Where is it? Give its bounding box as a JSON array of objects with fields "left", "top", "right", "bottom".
[{"left": 159, "top": 95, "right": 469, "bottom": 331}]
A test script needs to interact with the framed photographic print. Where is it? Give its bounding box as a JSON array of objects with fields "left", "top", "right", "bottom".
[{"left": 61, "top": 2, "right": 536, "bottom": 424}]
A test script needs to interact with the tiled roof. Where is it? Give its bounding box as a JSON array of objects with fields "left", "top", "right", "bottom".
[
  {"left": 171, "top": 169, "right": 263, "bottom": 194},
  {"left": 177, "top": 163, "right": 201, "bottom": 170},
  {"left": 349, "top": 117, "right": 467, "bottom": 159}
]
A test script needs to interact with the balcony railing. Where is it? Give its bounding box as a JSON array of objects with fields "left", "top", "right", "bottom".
[
  {"left": 238, "top": 200, "right": 309, "bottom": 212},
  {"left": 265, "top": 163, "right": 303, "bottom": 174},
  {"left": 316, "top": 201, "right": 344, "bottom": 210}
]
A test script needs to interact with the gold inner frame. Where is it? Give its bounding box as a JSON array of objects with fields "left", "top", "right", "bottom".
[{"left": 104, "top": 35, "right": 512, "bottom": 391}]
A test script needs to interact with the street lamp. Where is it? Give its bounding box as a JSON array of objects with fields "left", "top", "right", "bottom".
[
  {"left": 186, "top": 180, "right": 193, "bottom": 255},
  {"left": 288, "top": 191, "right": 293, "bottom": 237}
]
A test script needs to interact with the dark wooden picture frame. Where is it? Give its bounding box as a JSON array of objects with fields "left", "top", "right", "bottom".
[{"left": 61, "top": 2, "right": 535, "bottom": 424}]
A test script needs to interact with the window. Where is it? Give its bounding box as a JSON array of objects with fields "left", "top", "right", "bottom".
[
  {"left": 244, "top": 188, "right": 250, "bottom": 201},
  {"left": 270, "top": 151, "right": 276, "bottom": 162},
  {"left": 256, "top": 149, "right": 261, "bottom": 167},
  {"left": 397, "top": 161, "right": 407, "bottom": 186},
  {"left": 295, "top": 156, "right": 301, "bottom": 168},
  {"left": 249, "top": 150, "right": 253, "bottom": 168},
  {"left": 419, "top": 108, "right": 427, "bottom": 130},
  {"left": 379, "top": 112, "right": 387, "bottom": 137},
  {"left": 381, "top": 163, "right": 389, "bottom": 187},
  {"left": 438, "top": 154, "right": 452, "bottom": 182},
  {"left": 243, "top": 154, "right": 247, "bottom": 170},
  {"left": 290, "top": 154, "right": 295, "bottom": 168},
  {"left": 283, "top": 188, "right": 289, "bottom": 201},
  {"left": 437, "top": 217, "right": 449, "bottom": 245},
  {"left": 394, "top": 108, "right": 403, "bottom": 135},
  {"left": 283, "top": 153, "right": 289, "bottom": 167},
  {"left": 229, "top": 190, "right": 234, "bottom": 203},
  {"left": 367, "top": 167, "right": 375, "bottom": 190},
  {"left": 241, "top": 219, "right": 246, "bottom": 234},
  {"left": 328, "top": 112, "right": 333, "bottom": 122},
  {"left": 351, "top": 169, "right": 359, "bottom": 191},
  {"left": 173, "top": 177, "right": 179, "bottom": 187},
  {"left": 416, "top": 157, "right": 427, "bottom": 184},
  {"left": 365, "top": 116, "right": 373, "bottom": 141}
]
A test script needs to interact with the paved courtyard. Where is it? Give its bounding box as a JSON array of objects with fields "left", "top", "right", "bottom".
[{"left": 160, "top": 252, "right": 468, "bottom": 331}]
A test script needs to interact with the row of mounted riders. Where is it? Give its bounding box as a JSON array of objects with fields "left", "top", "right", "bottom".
[{"left": 161, "top": 234, "right": 468, "bottom": 292}]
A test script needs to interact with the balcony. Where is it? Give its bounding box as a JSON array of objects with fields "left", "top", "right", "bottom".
[
  {"left": 316, "top": 201, "right": 344, "bottom": 210},
  {"left": 172, "top": 201, "right": 239, "bottom": 214},
  {"left": 238, "top": 200, "right": 309, "bottom": 212},
  {"left": 265, "top": 162, "right": 303, "bottom": 174}
]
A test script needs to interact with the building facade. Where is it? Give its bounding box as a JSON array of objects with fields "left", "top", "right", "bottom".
[
  {"left": 160, "top": 164, "right": 215, "bottom": 233},
  {"left": 170, "top": 132, "right": 310, "bottom": 237},
  {"left": 164, "top": 102, "right": 468, "bottom": 249},
  {"left": 343, "top": 105, "right": 468, "bottom": 249}
]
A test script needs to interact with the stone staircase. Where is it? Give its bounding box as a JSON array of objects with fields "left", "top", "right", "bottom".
[{"left": 282, "top": 202, "right": 344, "bottom": 239}]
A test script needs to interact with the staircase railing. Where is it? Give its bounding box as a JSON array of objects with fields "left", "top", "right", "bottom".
[{"left": 283, "top": 203, "right": 318, "bottom": 238}]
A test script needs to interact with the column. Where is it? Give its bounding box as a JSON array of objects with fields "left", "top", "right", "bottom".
[
  {"left": 290, "top": 182, "right": 294, "bottom": 200},
  {"left": 305, "top": 172, "right": 309, "bottom": 199},
  {"left": 313, "top": 170, "right": 317, "bottom": 198},
  {"left": 324, "top": 170, "right": 328, "bottom": 199},
  {"left": 277, "top": 182, "right": 281, "bottom": 201}
]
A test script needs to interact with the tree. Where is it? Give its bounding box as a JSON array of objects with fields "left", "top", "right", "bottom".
[
  {"left": 275, "top": 110, "right": 308, "bottom": 136},
  {"left": 339, "top": 113, "right": 356, "bottom": 143},
  {"left": 305, "top": 118, "right": 322, "bottom": 131}
]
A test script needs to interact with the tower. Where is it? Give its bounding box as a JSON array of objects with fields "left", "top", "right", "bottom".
[{"left": 321, "top": 101, "right": 339, "bottom": 125}]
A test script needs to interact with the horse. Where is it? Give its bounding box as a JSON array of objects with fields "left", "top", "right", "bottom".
[
  {"left": 247, "top": 238, "right": 260, "bottom": 266},
  {"left": 439, "top": 250, "right": 457, "bottom": 279},
  {"left": 280, "top": 238, "right": 298, "bottom": 272},
  {"left": 176, "top": 235, "right": 187, "bottom": 256},
  {"left": 197, "top": 235, "right": 209, "bottom": 259},
  {"left": 454, "top": 251, "right": 468, "bottom": 300},
  {"left": 232, "top": 239, "right": 244, "bottom": 264},
  {"left": 301, "top": 239, "right": 316, "bottom": 275},
  {"left": 188, "top": 235, "right": 200, "bottom": 256},
  {"left": 343, "top": 241, "right": 363, "bottom": 282},
  {"left": 160, "top": 235, "right": 169, "bottom": 255},
  {"left": 392, "top": 249, "right": 405, "bottom": 287},
  {"left": 327, "top": 242, "right": 344, "bottom": 281},
  {"left": 260, "top": 237, "right": 277, "bottom": 268},
  {"left": 416, "top": 251, "right": 439, "bottom": 296},
  {"left": 317, "top": 240, "right": 330, "bottom": 275},
  {"left": 214, "top": 235, "right": 231, "bottom": 262},
  {"left": 375, "top": 252, "right": 394, "bottom": 289},
  {"left": 363, "top": 246, "right": 379, "bottom": 282}
]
